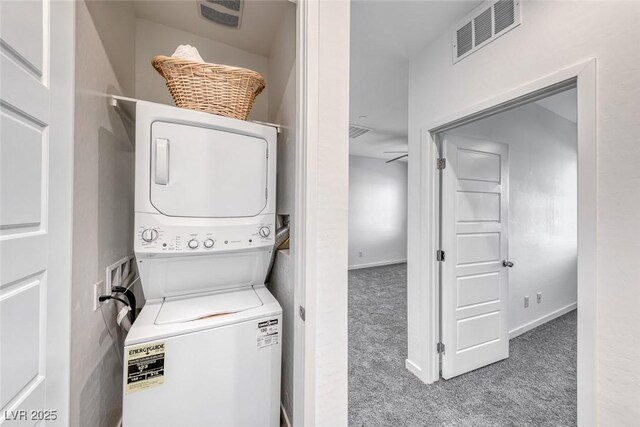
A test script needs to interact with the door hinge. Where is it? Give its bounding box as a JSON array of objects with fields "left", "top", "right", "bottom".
[
  {"left": 437, "top": 342, "right": 445, "bottom": 354},
  {"left": 436, "top": 250, "right": 445, "bottom": 262},
  {"left": 299, "top": 305, "right": 306, "bottom": 321},
  {"left": 437, "top": 158, "right": 446, "bottom": 169}
]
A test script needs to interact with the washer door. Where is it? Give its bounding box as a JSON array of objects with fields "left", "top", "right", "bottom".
[{"left": 150, "top": 121, "right": 268, "bottom": 218}]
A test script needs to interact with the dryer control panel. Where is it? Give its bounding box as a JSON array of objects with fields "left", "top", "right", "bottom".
[{"left": 135, "top": 212, "right": 275, "bottom": 254}]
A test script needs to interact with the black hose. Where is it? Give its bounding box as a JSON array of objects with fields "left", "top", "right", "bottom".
[
  {"left": 112, "top": 286, "right": 137, "bottom": 321},
  {"left": 98, "top": 295, "right": 130, "bottom": 307}
]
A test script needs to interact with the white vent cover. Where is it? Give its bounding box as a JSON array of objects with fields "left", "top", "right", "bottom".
[
  {"left": 452, "top": 0, "right": 521, "bottom": 63},
  {"left": 349, "top": 125, "right": 372, "bottom": 139}
]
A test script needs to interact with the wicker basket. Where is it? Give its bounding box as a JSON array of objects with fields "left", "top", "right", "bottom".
[{"left": 152, "top": 55, "right": 265, "bottom": 120}]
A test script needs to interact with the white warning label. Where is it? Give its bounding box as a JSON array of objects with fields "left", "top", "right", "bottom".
[
  {"left": 126, "top": 342, "right": 165, "bottom": 394},
  {"left": 257, "top": 319, "right": 279, "bottom": 349}
]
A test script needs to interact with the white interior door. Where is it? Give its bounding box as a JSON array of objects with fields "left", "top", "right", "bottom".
[
  {"left": 441, "top": 135, "right": 510, "bottom": 379},
  {"left": 1, "top": 0, "right": 73, "bottom": 424}
]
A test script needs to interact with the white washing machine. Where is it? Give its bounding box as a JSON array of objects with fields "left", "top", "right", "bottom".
[{"left": 122, "top": 101, "right": 281, "bottom": 427}]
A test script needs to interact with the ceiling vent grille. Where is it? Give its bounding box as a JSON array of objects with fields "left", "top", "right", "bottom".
[
  {"left": 453, "top": 0, "right": 521, "bottom": 63},
  {"left": 349, "top": 125, "right": 372, "bottom": 139},
  {"left": 474, "top": 8, "right": 493, "bottom": 46},
  {"left": 456, "top": 22, "right": 473, "bottom": 57},
  {"left": 494, "top": 0, "right": 516, "bottom": 34},
  {"left": 198, "top": 0, "right": 243, "bottom": 28}
]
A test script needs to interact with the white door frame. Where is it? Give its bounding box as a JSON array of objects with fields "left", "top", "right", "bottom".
[
  {"left": 294, "top": 1, "right": 350, "bottom": 426},
  {"left": 46, "top": 1, "right": 75, "bottom": 422},
  {"left": 293, "top": 0, "right": 312, "bottom": 424},
  {"left": 408, "top": 58, "right": 596, "bottom": 426}
]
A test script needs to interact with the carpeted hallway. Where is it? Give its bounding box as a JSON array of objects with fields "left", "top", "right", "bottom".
[{"left": 349, "top": 263, "right": 577, "bottom": 427}]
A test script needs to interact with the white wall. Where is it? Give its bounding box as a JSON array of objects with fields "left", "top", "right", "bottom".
[
  {"left": 134, "top": 18, "right": 269, "bottom": 122},
  {"left": 447, "top": 102, "right": 577, "bottom": 334},
  {"left": 71, "top": 1, "right": 136, "bottom": 426},
  {"left": 348, "top": 156, "right": 408, "bottom": 269},
  {"left": 267, "top": 4, "right": 296, "bottom": 125},
  {"left": 264, "top": 2, "right": 297, "bottom": 423},
  {"left": 407, "top": 2, "right": 640, "bottom": 424}
]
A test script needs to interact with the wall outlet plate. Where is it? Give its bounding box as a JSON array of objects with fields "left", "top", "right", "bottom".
[
  {"left": 524, "top": 296, "right": 530, "bottom": 308},
  {"left": 93, "top": 280, "right": 105, "bottom": 311},
  {"left": 105, "top": 256, "right": 134, "bottom": 297},
  {"left": 121, "top": 258, "right": 131, "bottom": 282},
  {"left": 537, "top": 292, "right": 542, "bottom": 304}
]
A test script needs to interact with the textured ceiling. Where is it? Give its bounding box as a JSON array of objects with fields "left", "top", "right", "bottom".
[{"left": 350, "top": 0, "right": 482, "bottom": 160}]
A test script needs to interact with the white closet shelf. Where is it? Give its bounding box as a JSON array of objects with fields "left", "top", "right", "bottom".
[
  {"left": 109, "top": 95, "right": 281, "bottom": 133},
  {"left": 110, "top": 95, "right": 137, "bottom": 124}
]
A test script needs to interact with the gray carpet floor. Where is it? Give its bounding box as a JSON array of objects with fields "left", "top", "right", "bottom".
[{"left": 349, "top": 263, "right": 577, "bottom": 427}]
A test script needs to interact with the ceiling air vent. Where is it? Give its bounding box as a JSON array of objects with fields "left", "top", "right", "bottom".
[
  {"left": 452, "top": 0, "right": 521, "bottom": 63},
  {"left": 198, "top": 0, "right": 243, "bottom": 29},
  {"left": 494, "top": 0, "right": 516, "bottom": 34},
  {"left": 456, "top": 22, "right": 473, "bottom": 57},
  {"left": 474, "top": 8, "right": 492, "bottom": 46},
  {"left": 349, "top": 125, "right": 372, "bottom": 139}
]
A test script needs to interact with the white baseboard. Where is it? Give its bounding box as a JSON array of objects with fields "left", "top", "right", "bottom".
[
  {"left": 405, "top": 358, "right": 422, "bottom": 378},
  {"left": 280, "top": 403, "right": 292, "bottom": 427},
  {"left": 348, "top": 259, "right": 407, "bottom": 270},
  {"left": 509, "top": 302, "right": 577, "bottom": 339}
]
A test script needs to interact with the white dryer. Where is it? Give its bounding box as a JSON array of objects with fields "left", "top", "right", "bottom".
[{"left": 122, "top": 101, "right": 281, "bottom": 427}]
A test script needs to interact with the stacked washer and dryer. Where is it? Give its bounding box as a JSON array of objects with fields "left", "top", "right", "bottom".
[{"left": 122, "top": 100, "right": 282, "bottom": 426}]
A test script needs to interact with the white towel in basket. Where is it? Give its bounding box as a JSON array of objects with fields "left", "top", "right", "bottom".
[{"left": 171, "top": 45, "right": 204, "bottom": 63}]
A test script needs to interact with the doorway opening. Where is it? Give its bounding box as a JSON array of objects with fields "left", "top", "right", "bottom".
[
  {"left": 349, "top": 83, "right": 582, "bottom": 426},
  {"left": 434, "top": 86, "right": 578, "bottom": 422},
  {"left": 413, "top": 58, "right": 597, "bottom": 425}
]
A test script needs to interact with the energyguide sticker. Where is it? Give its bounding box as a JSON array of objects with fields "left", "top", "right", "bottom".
[
  {"left": 257, "top": 319, "right": 279, "bottom": 349},
  {"left": 126, "top": 342, "right": 165, "bottom": 394}
]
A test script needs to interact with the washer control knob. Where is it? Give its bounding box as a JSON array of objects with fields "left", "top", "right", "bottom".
[
  {"left": 188, "top": 239, "right": 199, "bottom": 249},
  {"left": 204, "top": 239, "right": 215, "bottom": 248},
  {"left": 259, "top": 226, "right": 271, "bottom": 238},
  {"left": 141, "top": 229, "right": 158, "bottom": 243}
]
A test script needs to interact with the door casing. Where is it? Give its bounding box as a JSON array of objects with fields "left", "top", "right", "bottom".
[{"left": 406, "top": 58, "right": 596, "bottom": 426}]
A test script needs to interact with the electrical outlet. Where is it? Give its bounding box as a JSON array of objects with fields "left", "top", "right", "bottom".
[
  {"left": 93, "top": 280, "right": 105, "bottom": 310},
  {"left": 358, "top": 251, "right": 363, "bottom": 258},
  {"left": 524, "top": 296, "right": 530, "bottom": 308},
  {"left": 537, "top": 292, "right": 542, "bottom": 304}
]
